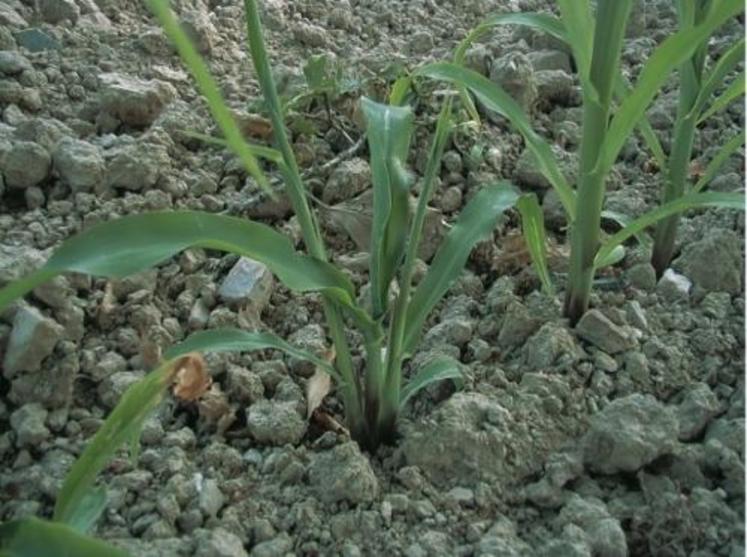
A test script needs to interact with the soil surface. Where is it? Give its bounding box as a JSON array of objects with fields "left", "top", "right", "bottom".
[{"left": 0, "top": 0, "right": 745, "bottom": 556}]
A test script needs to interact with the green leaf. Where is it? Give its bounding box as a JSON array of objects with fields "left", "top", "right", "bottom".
[
  {"left": 165, "top": 328, "right": 341, "bottom": 382},
  {"left": 0, "top": 517, "right": 129, "bottom": 557},
  {"left": 402, "top": 183, "right": 519, "bottom": 355},
  {"left": 146, "top": 0, "right": 271, "bottom": 195},
  {"left": 601, "top": 209, "right": 652, "bottom": 250},
  {"left": 595, "top": 191, "right": 745, "bottom": 267},
  {"left": 417, "top": 62, "right": 576, "bottom": 220},
  {"left": 65, "top": 488, "right": 107, "bottom": 534},
  {"left": 303, "top": 54, "right": 332, "bottom": 91},
  {"left": 693, "top": 131, "right": 746, "bottom": 192},
  {"left": 54, "top": 360, "right": 173, "bottom": 526},
  {"left": 597, "top": 0, "right": 743, "bottom": 177},
  {"left": 516, "top": 194, "right": 554, "bottom": 295},
  {"left": 691, "top": 37, "right": 745, "bottom": 119},
  {"left": 361, "top": 98, "right": 415, "bottom": 319},
  {"left": 400, "top": 356, "right": 463, "bottom": 408},
  {"left": 594, "top": 244, "right": 626, "bottom": 269},
  {"left": 557, "top": 0, "right": 595, "bottom": 97},
  {"left": 0, "top": 211, "right": 357, "bottom": 314},
  {"left": 389, "top": 76, "right": 412, "bottom": 106},
  {"left": 697, "top": 71, "right": 745, "bottom": 123}
]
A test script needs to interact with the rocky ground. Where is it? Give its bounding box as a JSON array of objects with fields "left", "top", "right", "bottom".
[{"left": 0, "top": 0, "right": 745, "bottom": 556}]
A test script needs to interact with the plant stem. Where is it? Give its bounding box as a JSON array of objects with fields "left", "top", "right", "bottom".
[
  {"left": 651, "top": 2, "right": 708, "bottom": 276},
  {"left": 243, "top": 0, "right": 363, "bottom": 430},
  {"left": 382, "top": 100, "right": 453, "bottom": 431},
  {"left": 564, "top": 0, "right": 632, "bottom": 324}
]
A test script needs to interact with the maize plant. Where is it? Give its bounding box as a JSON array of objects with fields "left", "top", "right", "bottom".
[
  {"left": 415, "top": 0, "right": 745, "bottom": 323},
  {"left": 0, "top": 2, "right": 523, "bottom": 550}
]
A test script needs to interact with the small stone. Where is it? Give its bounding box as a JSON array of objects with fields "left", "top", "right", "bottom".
[
  {"left": 198, "top": 478, "right": 224, "bottom": 518},
  {"left": 105, "top": 140, "right": 169, "bottom": 191},
  {"left": 673, "top": 229, "right": 743, "bottom": 294},
  {"left": 308, "top": 442, "right": 379, "bottom": 504},
  {"left": 524, "top": 322, "right": 582, "bottom": 370},
  {"left": 218, "top": 257, "right": 273, "bottom": 310},
  {"left": 624, "top": 300, "right": 648, "bottom": 331},
  {"left": 194, "top": 528, "right": 247, "bottom": 557},
  {"left": 527, "top": 49, "right": 572, "bottom": 72},
  {"left": 37, "top": 0, "right": 80, "bottom": 24},
  {"left": 10, "top": 403, "right": 49, "bottom": 447},
  {"left": 99, "top": 72, "right": 176, "bottom": 129},
  {"left": 626, "top": 262, "right": 657, "bottom": 291},
  {"left": 293, "top": 22, "right": 328, "bottom": 47},
  {"left": 424, "top": 317, "right": 473, "bottom": 347},
  {"left": 180, "top": 10, "right": 216, "bottom": 55},
  {"left": 0, "top": 51, "right": 31, "bottom": 75},
  {"left": 439, "top": 186, "right": 463, "bottom": 212},
  {"left": 557, "top": 496, "right": 627, "bottom": 557},
  {"left": 225, "top": 364, "right": 264, "bottom": 405},
  {"left": 323, "top": 158, "right": 371, "bottom": 203},
  {"left": 515, "top": 144, "right": 575, "bottom": 190},
  {"left": 0, "top": 4, "right": 27, "bottom": 27},
  {"left": 498, "top": 301, "right": 540, "bottom": 348},
  {"left": 700, "top": 291, "right": 732, "bottom": 320},
  {"left": 287, "top": 323, "right": 328, "bottom": 377},
  {"left": 535, "top": 69, "right": 575, "bottom": 104},
  {"left": 251, "top": 534, "right": 292, "bottom": 557},
  {"left": 246, "top": 400, "right": 306, "bottom": 446},
  {"left": 446, "top": 487, "right": 475, "bottom": 506},
  {"left": 408, "top": 31, "right": 434, "bottom": 54},
  {"left": 3, "top": 305, "right": 63, "bottom": 377},
  {"left": 52, "top": 138, "right": 104, "bottom": 192},
  {"left": 2, "top": 141, "right": 51, "bottom": 189},
  {"left": 677, "top": 383, "right": 720, "bottom": 441},
  {"left": 582, "top": 394, "right": 678, "bottom": 474},
  {"left": 576, "top": 309, "right": 635, "bottom": 354},
  {"left": 489, "top": 52, "right": 537, "bottom": 113},
  {"left": 14, "top": 28, "right": 60, "bottom": 52},
  {"left": 656, "top": 268, "right": 692, "bottom": 300}
]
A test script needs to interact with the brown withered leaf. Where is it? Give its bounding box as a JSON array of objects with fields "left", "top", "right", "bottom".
[
  {"left": 493, "top": 230, "right": 569, "bottom": 276},
  {"left": 311, "top": 410, "right": 349, "bottom": 437},
  {"left": 171, "top": 353, "right": 212, "bottom": 402},
  {"left": 231, "top": 110, "right": 273, "bottom": 140},
  {"left": 306, "top": 348, "right": 335, "bottom": 419}
]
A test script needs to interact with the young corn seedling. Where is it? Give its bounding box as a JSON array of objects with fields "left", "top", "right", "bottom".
[
  {"left": 0, "top": 0, "right": 517, "bottom": 463},
  {"left": 650, "top": 0, "right": 746, "bottom": 275},
  {"left": 415, "top": 0, "right": 745, "bottom": 323}
]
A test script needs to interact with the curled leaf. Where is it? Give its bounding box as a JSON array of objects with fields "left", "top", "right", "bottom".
[{"left": 170, "top": 353, "right": 211, "bottom": 402}]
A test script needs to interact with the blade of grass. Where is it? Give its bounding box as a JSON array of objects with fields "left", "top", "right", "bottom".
[
  {"left": 691, "top": 37, "right": 745, "bottom": 118},
  {"left": 416, "top": 62, "right": 576, "bottom": 219},
  {"left": 399, "top": 356, "right": 462, "bottom": 409},
  {"left": 402, "top": 182, "right": 518, "bottom": 355},
  {"left": 557, "top": 0, "right": 595, "bottom": 96},
  {"left": 164, "top": 328, "right": 341, "bottom": 381},
  {"left": 693, "top": 131, "right": 746, "bottom": 192},
  {"left": 516, "top": 194, "right": 554, "bottom": 295},
  {"left": 0, "top": 211, "right": 357, "bottom": 313},
  {"left": 361, "top": 98, "right": 415, "bottom": 320},
  {"left": 596, "top": 0, "right": 743, "bottom": 178},
  {"left": 146, "top": 0, "right": 271, "bottom": 195},
  {"left": 0, "top": 517, "right": 129, "bottom": 557},
  {"left": 596, "top": 191, "right": 745, "bottom": 267},
  {"left": 697, "top": 72, "right": 745, "bottom": 123}
]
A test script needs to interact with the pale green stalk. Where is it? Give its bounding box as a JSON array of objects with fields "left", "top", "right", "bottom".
[
  {"left": 565, "top": 0, "right": 633, "bottom": 323},
  {"left": 243, "top": 0, "right": 363, "bottom": 430},
  {"left": 651, "top": 0, "right": 710, "bottom": 275},
  {"left": 380, "top": 100, "right": 453, "bottom": 436}
]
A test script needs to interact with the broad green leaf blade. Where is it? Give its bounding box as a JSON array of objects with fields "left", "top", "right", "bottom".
[
  {"left": 692, "top": 37, "right": 745, "bottom": 118},
  {"left": 389, "top": 76, "right": 412, "bottom": 106},
  {"left": 594, "top": 244, "right": 626, "bottom": 269},
  {"left": 417, "top": 62, "right": 576, "bottom": 220},
  {"left": 146, "top": 0, "right": 271, "bottom": 195},
  {"left": 595, "top": 191, "right": 745, "bottom": 267},
  {"left": 597, "top": 0, "right": 743, "bottom": 177},
  {"left": 164, "top": 328, "right": 341, "bottom": 382},
  {"left": 0, "top": 518, "right": 129, "bottom": 557},
  {"left": 516, "top": 194, "right": 554, "bottom": 295},
  {"left": 693, "top": 131, "right": 746, "bottom": 192},
  {"left": 402, "top": 183, "right": 519, "bottom": 355},
  {"left": 0, "top": 211, "right": 356, "bottom": 313},
  {"left": 54, "top": 360, "right": 174, "bottom": 525},
  {"left": 400, "top": 356, "right": 463, "bottom": 408},
  {"left": 557, "top": 0, "right": 595, "bottom": 95},
  {"left": 66, "top": 487, "right": 107, "bottom": 534},
  {"left": 697, "top": 71, "right": 745, "bottom": 124},
  {"left": 361, "top": 98, "right": 415, "bottom": 319}
]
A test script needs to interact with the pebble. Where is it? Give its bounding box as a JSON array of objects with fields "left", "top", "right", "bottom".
[
  {"left": 218, "top": 257, "right": 273, "bottom": 310},
  {"left": 3, "top": 305, "right": 63, "bottom": 377},
  {"left": 308, "top": 442, "right": 379, "bottom": 504},
  {"left": 656, "top": 268, "right": 692, "bottom": 300},
  {"left": 99, "top": 72, "right": 176, "bottom": 129},
  {"left": 246, "top": 400, "right": 306, "bottom": 446},
  {"left": 37, "top": 0, "right": 80, "bottom": 24},
  {"left": 53, "top": 138, "right": 105, "bottom": 192},
  {"left": 1, "top": 141, "right": 51, "bottom": 189},
  {"left": 626, "top": 262, "right": 657, "bottom": 291},
  {"left": 194, "top": 528, "right": 247, "bottom": 557},
  {"left": 575, "top": 309, "right": 636, "bottom": 354},
  {"left": 323, "top": 158, "right": 371, "bottom": 204},
  {"left": 14, "top": 28, "right": 60, "bottom": 52},
  {"left": 489, "top": 51, "right": 537, "bottom": 113},
  {"left": 677, "top": 383, "right": 720, "bottom": 441},
  {"left": 582, "top": 394, "right": 678, "bottom": 474},
  {"left": 10, "top": 403, "right": 49, "bottom": 447},
  {"left": 0, "top": 51, "right": 31, "bottom": 75},
  {"left": 673, "top": 229, "right": 743, "bottom": 294}
]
